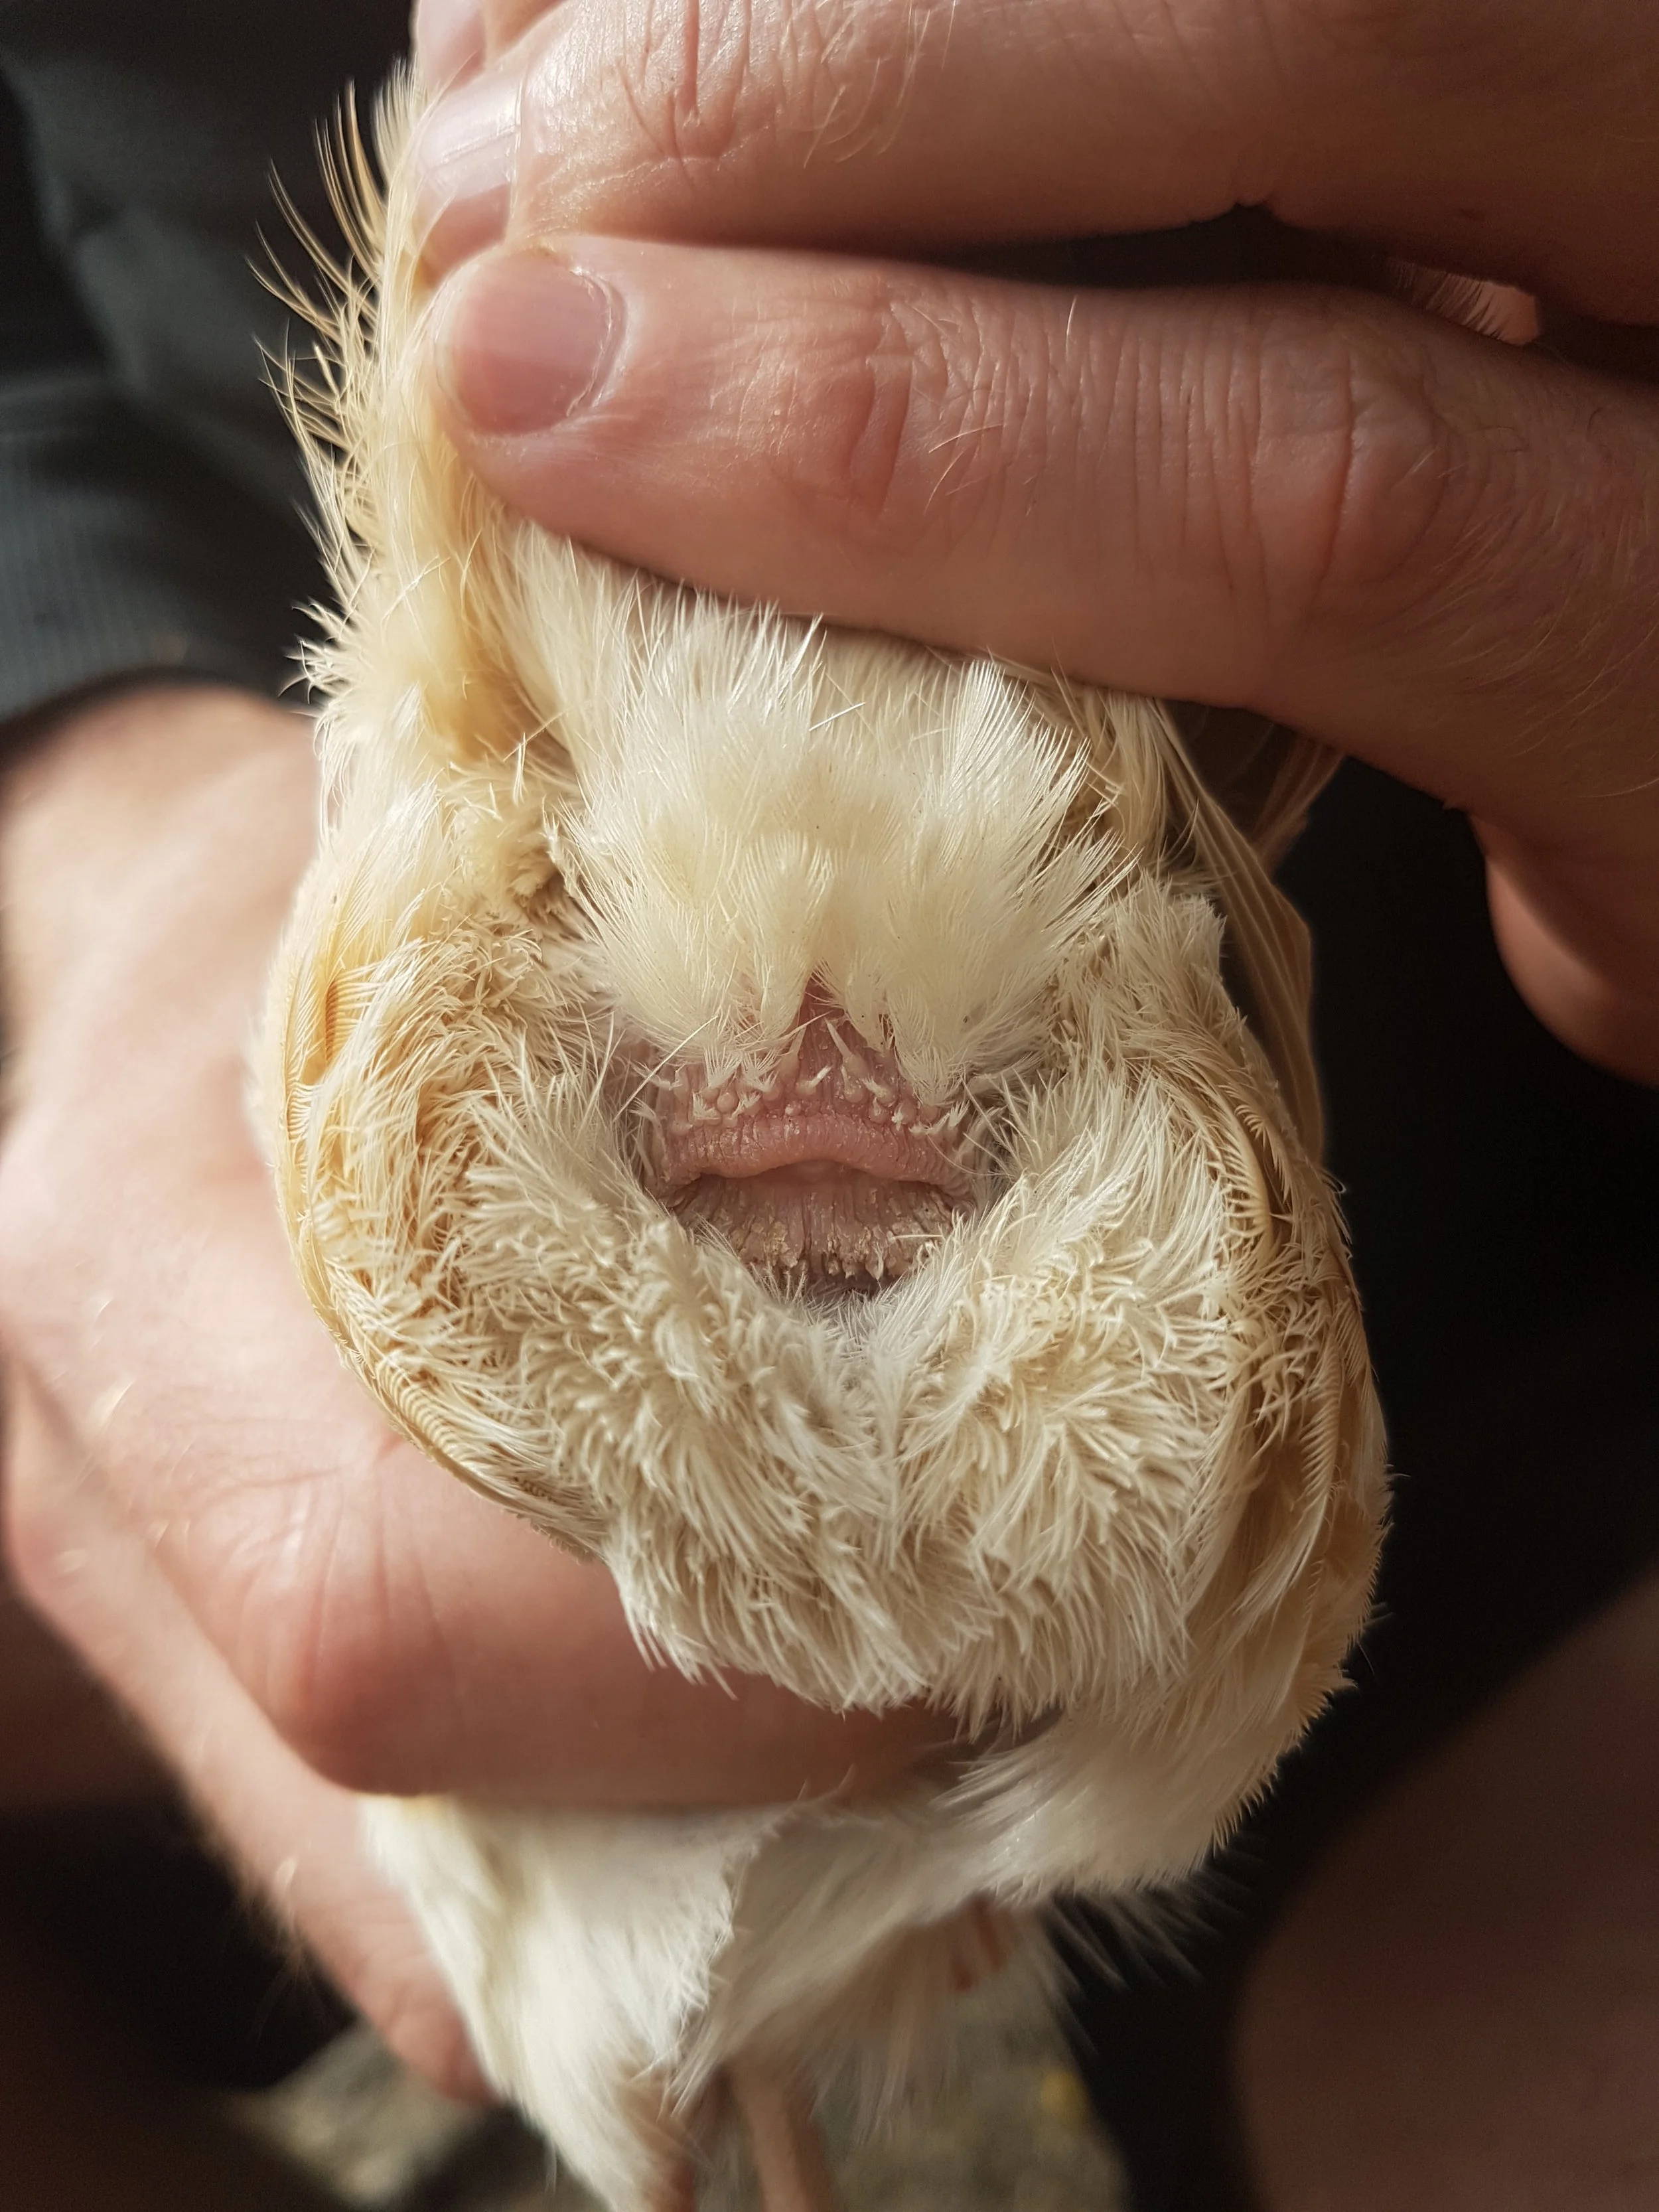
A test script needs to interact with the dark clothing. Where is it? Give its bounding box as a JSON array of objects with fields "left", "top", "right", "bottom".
[
  {"left": 0, "top": 0, "right": 407, "bottom": 721},
  {"left": 2, "top": 12, "right": 1656, "bottom": 2211}
]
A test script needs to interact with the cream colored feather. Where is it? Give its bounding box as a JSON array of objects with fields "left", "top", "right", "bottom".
[{"left": 261, "top": 72, "right": 1386, "bottom": 2212}]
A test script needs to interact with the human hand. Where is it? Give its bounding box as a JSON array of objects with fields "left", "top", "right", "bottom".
[
  {"left": 409, "top": 0, "right": 1659, "bottom": 1084},
  {"left": 0, "top": 685, "right": 942, "bottom": 2091}
]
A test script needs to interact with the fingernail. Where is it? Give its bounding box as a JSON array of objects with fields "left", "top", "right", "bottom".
[
  {"left": 412, "top": 68, "right": 520, "bottom": 273},
  {"left": 412, "top": 0, "right": 484, "bottom": 88},
  {"left": 438, "top": 251, "right": 620, "bottom": 435}
]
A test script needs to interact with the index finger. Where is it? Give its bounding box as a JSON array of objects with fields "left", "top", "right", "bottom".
[{"left": 413, "top": 0, "right": 1659, "bottom": 321}]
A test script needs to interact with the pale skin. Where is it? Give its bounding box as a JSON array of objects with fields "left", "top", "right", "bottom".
[{"left": 2, "top": 0, "right": 1658, "bottom": 2201}]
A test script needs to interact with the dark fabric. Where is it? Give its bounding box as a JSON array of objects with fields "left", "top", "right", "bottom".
[
  {"left": 0, "top": 1801, "right": 353, "bottom": 2092},
  {"left": 1070, "top": 765, "right": 1659, "bottom": 2210},
  {"left": 0, "top": 0, "right": 409, "bottom": 723}
]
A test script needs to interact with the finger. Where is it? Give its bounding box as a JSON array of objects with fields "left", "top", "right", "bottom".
[
  {"left": 411, "top": 0, "right": 575, "bottom": 275},
  {"left": 1479, "top": 832, "right": 1659, "bottom": 1085},
  {"left": 1, "top": 1368, "right": 490, "bottom": 2102},
  {"left": 411, "top": 0, "right": 1659, "bottom": 321},
  {"left": 431, "top": 239, "right": 1659, "bottom": 851},
  {"left": 412, "top": 0, "right": 571, "bottom": 88}
]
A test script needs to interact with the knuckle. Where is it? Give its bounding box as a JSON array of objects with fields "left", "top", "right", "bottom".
[
  {"left": 763, "top": 273, "right": 1040, "bottom": 556},
  {"left": 238, "top": 1465, "right": 452, "bottom": 1793},
  {"left": 1223, "top": 300, "right": 1480, "bottom": 638},
  {"left": 609, "top": 0, "right": 758, "bottom": 175},
  {"left": 244, "top": 1600, "right": 392, "bottom": 1791},
  {"left": 255, "top": 1639, "right": 403, "bottom": 1791},
  {"left": 1319, "top": 363, "right": 1463, "bottom": 601},
  {"left": 764, "top": 0, "right": 949, "bottom": 164},
  {"left": 583, "top": 0, "right": 938, "bottom": 202}
]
